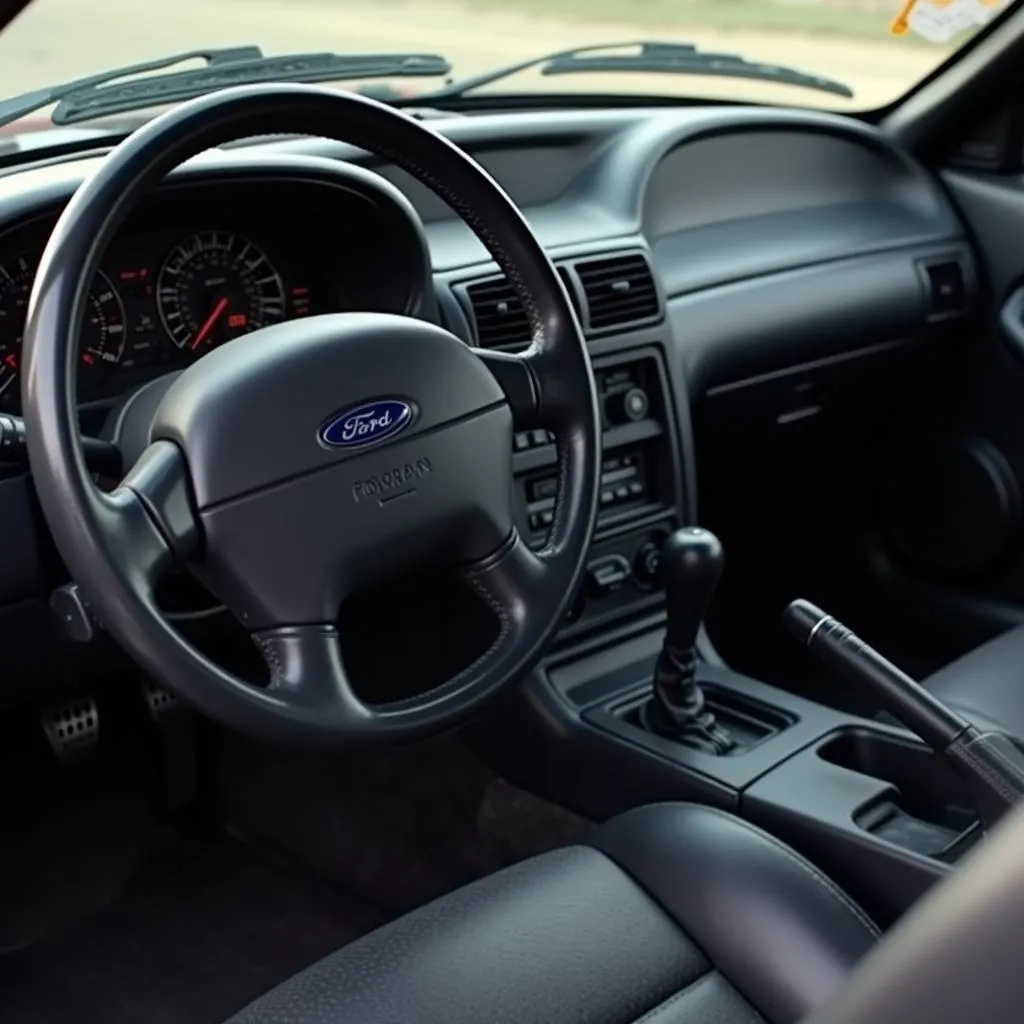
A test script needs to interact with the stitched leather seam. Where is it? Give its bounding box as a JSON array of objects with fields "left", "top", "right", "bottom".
[
  {"left": 451, "top": 565, "right": 513, "bottom": 689},
  {"left": 252, "top": 633, "right": 283, "bottom": 683},
  {"left": 631, "top": 972, "right": 714, "bottom": 1024},
  {"left": 952, "top": 741, "right": 1018, "bottom": 804},
  {"left": 695, "top": 807, "right": 881, "bottom": 939},
  {"left": 350, "top": 136, "right": 544, "bottom": 339},
  {"left": 537, "top": 426, "right": 571, "bottom": 558},
  {"left": 976, "top": 739, "right": 1024, "bottom": 788}
]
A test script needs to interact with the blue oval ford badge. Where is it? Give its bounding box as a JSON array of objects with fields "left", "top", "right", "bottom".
[{"left": 319, "top": 399, "right": 415, "bottom": 450}]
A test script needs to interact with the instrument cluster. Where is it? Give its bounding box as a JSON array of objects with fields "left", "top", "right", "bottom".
[
  {"left": 0, "top": 224, "right": 318, "bottom": 414},
  {"left": 0, "top": 172, "right": 428, "bottom": 416}
]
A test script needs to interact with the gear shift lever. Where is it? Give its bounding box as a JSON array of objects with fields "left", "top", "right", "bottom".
[{"left": 640, "top": 527, "right": 736, "bottom": 754}]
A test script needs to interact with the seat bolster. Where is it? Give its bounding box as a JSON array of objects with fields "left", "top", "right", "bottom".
[
  {"left": 588, "top": 803, "right": 880, "bottom": 1024},
  {"left": 227, "top": 844, "right": 707, "bottom": 1024},
  {"left": 922, "top": 625, "right": 1024, "bottom": 737}
]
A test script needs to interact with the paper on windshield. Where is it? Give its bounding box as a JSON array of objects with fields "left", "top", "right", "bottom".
[{"left": 890, "top": 0, "right": 1009, "bottom": 43}]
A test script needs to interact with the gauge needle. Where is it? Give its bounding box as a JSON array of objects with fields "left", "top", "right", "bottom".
[{"left": 191, "top": 297, "right": 229, "bottom": 351}]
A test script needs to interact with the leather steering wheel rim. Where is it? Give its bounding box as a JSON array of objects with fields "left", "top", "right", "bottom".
[{"left": 21, "top": 84, "right": 601, "bottom": 743}]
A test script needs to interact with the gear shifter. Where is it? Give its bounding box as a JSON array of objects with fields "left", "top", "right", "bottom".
[{"left": 640, "top": 527, "right": 736, "bottom": 754}]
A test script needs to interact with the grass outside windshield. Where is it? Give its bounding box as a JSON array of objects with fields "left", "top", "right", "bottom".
[{"left": 0, "top": 0, "right": 1011, "bottom": 117}]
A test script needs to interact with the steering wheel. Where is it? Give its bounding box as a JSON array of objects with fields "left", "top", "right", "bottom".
[{"left": 20, "top": 84, "right": 601, "bottom": 743}]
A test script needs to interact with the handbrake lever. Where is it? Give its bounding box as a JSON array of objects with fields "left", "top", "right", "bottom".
[{"left": 785, "top": 599, "right": 1024, "bottom": 832}]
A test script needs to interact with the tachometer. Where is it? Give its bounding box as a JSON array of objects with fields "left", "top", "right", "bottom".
[
  {"left": 0, "top": 252, "right": 126, "bottom": 412},
  {"left": 156, "top": 230, "right": 286, "bottom": 351},
  {"left": 0, "top": 253, "right": 33, "bottom": 410},
  {"left": 80, "top": 272, "right": 128, "bottom": 374}
]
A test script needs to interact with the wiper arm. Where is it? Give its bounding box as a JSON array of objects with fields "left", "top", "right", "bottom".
[
  {"left": 419, "top": 40, "right": 852, "bottom": 101},
  {"left": 0, "top": 47, "right": 452, "bottom": 129}
]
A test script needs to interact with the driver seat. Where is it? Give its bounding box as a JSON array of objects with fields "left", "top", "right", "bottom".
[{"left": 227, "top": 803, "right": 879, "bottom": 1024}]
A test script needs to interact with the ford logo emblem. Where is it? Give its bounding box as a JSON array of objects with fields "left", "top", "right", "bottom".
[{"left": 319, "top": 399, "right": 416, "bottom": 450}]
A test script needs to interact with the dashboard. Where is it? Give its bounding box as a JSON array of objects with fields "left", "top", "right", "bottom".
[
  {"left": 0, "top": 100, "right": 979, "bottom": 701},
  {"left": 0, "top": 169, "right": 433, "bottom": 415}
]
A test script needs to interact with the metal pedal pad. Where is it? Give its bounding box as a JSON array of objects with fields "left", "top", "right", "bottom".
[
  {"left": 143, "top": 681, "right": 179, "bottom": 723},
  {"left": 142, "top": 681, "right": 195, "bottom": 811},
  {"left": 41, "top": 697, "right": 99, "bottom": 760}
]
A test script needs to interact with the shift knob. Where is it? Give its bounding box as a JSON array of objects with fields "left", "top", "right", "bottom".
[{"left": 662, "top": 527, "right": 724, "bottom": 652}]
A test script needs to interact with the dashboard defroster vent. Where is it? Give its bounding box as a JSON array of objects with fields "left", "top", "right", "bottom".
[{"left": 576, "top": 252, "right": 661, "bottom": 331}]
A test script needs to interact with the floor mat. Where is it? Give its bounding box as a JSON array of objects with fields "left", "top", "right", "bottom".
[
  {"left": 0, "top": 836, "right": 384, "bottom": 1024},
  {"left": 219, "top": 734, "right": 593, "bottom": 918}
]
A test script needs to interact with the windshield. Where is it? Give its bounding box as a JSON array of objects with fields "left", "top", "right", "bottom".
[{"left": 0, "top": 0, "right": 1012, "bottom": 131}]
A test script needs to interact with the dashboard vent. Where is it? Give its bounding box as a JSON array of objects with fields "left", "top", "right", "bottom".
[
  {"left": 576, "top": 252, "right": 661, "bottom": 331},
  {"left": 465, "top": 276, "right": 531, "bottom": 350},
  {"left": 921, "top": 259, "right": 968, "bottom": 319},
  {"left": 464, "top": 266, "right": 580, "bottom": 350}
]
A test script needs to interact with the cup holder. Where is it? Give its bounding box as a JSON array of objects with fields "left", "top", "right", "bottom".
[{"left": 817, "top": 728, "right": 980, "bottom": 862}]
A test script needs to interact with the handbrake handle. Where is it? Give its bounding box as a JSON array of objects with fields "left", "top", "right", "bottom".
[{"left": 785, "top": 599, "right": 1024, "bottom": 831}]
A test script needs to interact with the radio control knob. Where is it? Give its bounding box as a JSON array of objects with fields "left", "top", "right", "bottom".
[{"left": 605, "top": 387, "right": 649, "bottom": 425}]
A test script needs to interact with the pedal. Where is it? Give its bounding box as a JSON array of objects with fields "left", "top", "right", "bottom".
[
  {"left": 143, "top": 681, "right": 180, "bottom": 723},
  {"left": 142, "top": 681, "right": 196, "bottom": 812},
  {"left": 41, "top": 697, "right": 99, "bottom": 761}
]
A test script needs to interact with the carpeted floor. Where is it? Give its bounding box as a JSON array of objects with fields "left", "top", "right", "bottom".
[
  {"left": 0, "top": 735, "right": 591, "bottom": 1024},
  {"left": 0, "top": 835, "right": 385, "bottom": 1024}
]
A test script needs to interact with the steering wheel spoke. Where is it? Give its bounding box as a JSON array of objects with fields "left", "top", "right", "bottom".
[
  {"left": 476, "top": 341, "right": 591, "bottom": 435},
  {"left": 252, "top": 624, "right": 368, "bottom": 720},
  {"left": 475, "top": 348, "right": 542, "bottom": 429},
  {"left": 95, "top": 440, "right": 199, "bottom": 598},
  {"left": 460, "top": 529, "right": 552, "bottom": 647}
]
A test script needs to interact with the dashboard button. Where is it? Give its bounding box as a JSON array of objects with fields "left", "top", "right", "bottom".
[
  {"left": 530, "top": 477, "right": 557, "bottom": 500},
  {"left": 586, "top": 555, "right": 632, "bottom": 598},
  {"left": 633, "top": 541, "right": 662, "bottom": 586}
]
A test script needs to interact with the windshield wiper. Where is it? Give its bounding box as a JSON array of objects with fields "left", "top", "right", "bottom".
[
  {"left": 418, "top": 40, "right": 852, "bottom": 102},
  {"left": 0, "top": 46, "right": 453, "bottom": 129}
]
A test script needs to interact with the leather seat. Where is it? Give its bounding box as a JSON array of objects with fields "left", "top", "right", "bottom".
[
  {"left": 922, "top": 624, "right": 1024, "bottom": 738},
  {"left": 227, "top": 803, "right": 879, "bottom": 1024}
]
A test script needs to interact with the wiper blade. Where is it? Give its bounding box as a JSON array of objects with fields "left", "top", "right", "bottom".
[
  {"left": 419, "top": 40, "right": 853, "bottom": 101},
  {"left": 0, "top": 47, "right": 452, "bottom": 129}
]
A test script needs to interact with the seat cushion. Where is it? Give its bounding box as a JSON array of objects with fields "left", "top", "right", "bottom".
[
  {"left": 922, "top": 624, "right": 1024, "bottom": 737},
  {"left": 227, "top": 803, "right": 879, "bottom": 1024}
]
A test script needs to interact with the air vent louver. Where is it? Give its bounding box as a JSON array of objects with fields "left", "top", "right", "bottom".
[
  {"left": 576, "top": 252, "right": 660, "bottom": 331},
  {"left": 465, "top": 276, "right": 531, "bottom": 350},
  {"left": 922, "top": 260, "right": 967, "bottom": 318},
  {"left": 464, "top": 266, "right": 580, "bottom": 350}
]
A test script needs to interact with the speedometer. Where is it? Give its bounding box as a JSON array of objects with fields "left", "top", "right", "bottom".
[
  {"left": 0, "top": 252, "right": 125, "bottom": 412},
  {"left": 156, "top": 230, "right": 286, "bottom": 352}
]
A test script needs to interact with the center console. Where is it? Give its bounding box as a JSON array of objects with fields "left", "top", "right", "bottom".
[
  {"left": 478, "top": 510, "right": 1014, "bottom": 931},
  {"left": 511, "top": 347, "right": 682, "bottom": 636},
  {"left": 478, "top": 334, "right": 1018, "bottom": 933},
  {"left": 481, "top": 604, "right": 1001, "bottom": 929}
]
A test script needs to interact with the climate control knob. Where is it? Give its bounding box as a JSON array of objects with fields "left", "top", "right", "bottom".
[{"left": 604, "top": 387, "right": 649, "bottom": 426}]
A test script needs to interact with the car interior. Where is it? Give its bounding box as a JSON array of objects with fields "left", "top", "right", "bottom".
[{"left": 4, "top": 0, "right": 1024, "bottom": 1020}]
